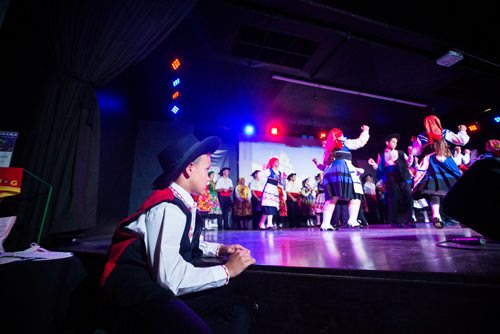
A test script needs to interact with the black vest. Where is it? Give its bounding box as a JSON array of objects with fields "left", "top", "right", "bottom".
[{"left": 376, "top": 150, "right": 411, "bottom": 182}]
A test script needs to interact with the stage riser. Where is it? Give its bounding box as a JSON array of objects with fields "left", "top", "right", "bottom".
[
  {"left": 233, "top": 270, "right": 500, "bottom": 334},
  {"left": 74, "top": 253, "right": 500, "bottom": 334}
]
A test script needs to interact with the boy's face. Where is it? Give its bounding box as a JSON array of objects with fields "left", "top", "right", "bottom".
[
  {"left": 189, "top": 154, "right": 211, "bottom": 195},
  {"left": 386, "top": 138, "right": 398, "bottom": 150}
]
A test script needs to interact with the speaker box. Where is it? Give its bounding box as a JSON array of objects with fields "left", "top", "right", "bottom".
[{"left": 442, "top": 157, "right": 500, "bottom": 240}]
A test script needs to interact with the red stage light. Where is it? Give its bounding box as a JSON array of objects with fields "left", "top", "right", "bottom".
[
  {"left": 319, "top": 131, "right": 327, "bottom": 139},
  {"left": 271, "top": 127, "right": 279, "bottom": 135},
  {"left": 172, "top": 91, "right": 179, "bottom": 99},
  {"left": 171, "top": 58, "right": 181, "bottom": 70}
]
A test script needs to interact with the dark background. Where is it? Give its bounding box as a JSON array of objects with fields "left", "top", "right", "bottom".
[{"left": 1, "top": 0, "right": 499, "bottom": 244}]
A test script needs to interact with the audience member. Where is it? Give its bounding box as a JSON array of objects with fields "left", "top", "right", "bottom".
[{"left": 99, "top": 133, "right": 256, "bottom": 333}]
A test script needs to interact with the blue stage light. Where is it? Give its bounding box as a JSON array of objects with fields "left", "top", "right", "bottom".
[
  {"left": 244, "top": 124, "right": 255, "bottom": 136},
  {"left": 172, "top": 78, "right": 180, "bottom": 87},
  {"left": 171, "top": 105, "right": 179, "bottom": 114},
  {"left": 494, "top": 116, "right": 500, "bottom": 123}
]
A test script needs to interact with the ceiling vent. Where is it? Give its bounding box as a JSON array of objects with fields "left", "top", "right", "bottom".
[{"left": 232, "top": 25, "right": 319, "bottom": 69}]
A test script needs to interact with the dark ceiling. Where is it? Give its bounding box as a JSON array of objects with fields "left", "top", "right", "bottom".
[{"left": 110, "top": 1, "right": 500, "bottom": 144}]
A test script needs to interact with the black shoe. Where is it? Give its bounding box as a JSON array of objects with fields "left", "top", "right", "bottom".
[
  {"left": 405, "top": 221, "right": 417, "bottom": 228},
  {"left": 432, "top": 217, "right": 443, "bottom": 229}
]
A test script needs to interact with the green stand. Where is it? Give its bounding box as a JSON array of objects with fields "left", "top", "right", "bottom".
[{"left": 23, "top": 169, "right": 53, "bottom": 244}]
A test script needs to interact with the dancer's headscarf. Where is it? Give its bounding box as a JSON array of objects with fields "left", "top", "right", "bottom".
[
  {"left": 325, "top": 128, "right": 344, "bottom": 151},
  {"left": 424, "top": 115, "right": 443, "bottom": 144},
  {"left": 485, "top": 139, "right": 500, "bottom": 157},
  {"left": 267, "top": 157, "right": 279, "bottom": 169}
]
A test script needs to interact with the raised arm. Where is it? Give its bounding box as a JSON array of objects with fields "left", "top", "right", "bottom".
[
  {"left": 345, "top": 125, "right": 370, "bottom": 150},
  {"left": 443, "top": 125, "right": 470, "bottom": 146}
]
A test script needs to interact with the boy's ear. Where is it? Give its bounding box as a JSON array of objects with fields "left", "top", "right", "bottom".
[{"left": 181, "top": 162, "right": 194, "bottom": 179}]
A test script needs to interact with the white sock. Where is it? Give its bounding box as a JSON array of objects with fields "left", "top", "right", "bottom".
[
  {"left": 423, "top": 211, "right": 430, "bottom": 222},
  {"left": 259, "top": 215, "right": 267, "bottom": 228},
  {"left": 321, "top": 200, "right": 335, "bottom": 228},
  {"left": 347, "top": 200, "right": 361, "bottom": 226}
]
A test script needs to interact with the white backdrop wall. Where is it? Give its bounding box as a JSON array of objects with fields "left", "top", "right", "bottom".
[{"left": 239, "top": 136, "right": 324, "bottom": 186}]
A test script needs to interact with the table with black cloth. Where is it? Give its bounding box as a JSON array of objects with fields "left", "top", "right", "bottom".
[{"left": 0, "top": 256, "right": 93, "bottom": 334}]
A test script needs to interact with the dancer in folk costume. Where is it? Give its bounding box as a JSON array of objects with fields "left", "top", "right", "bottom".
[
  {"left": 412, "top": 115, "right": 470, "bottom": 157},
  {"left": 258, "top": 157, "right": 285, "bottom": 229},
  {"left": 196, "top": 170, "right": 222, "bottom": 230},
  {"left": 248, "top": 170, "right": 265, "bottom": 229},
  {"left": 285, "top": 173, "right": 302, "bottom": 228},
  {"left": 313, "top": 172, "right": 325, "bottom": 226},
  {"left": 367, "top": 133, "right": 415, "bottom": 228},
  {"left": 320, "top": 125, "right": 370, "bottom": 231},
  {"left": 412, "top": 115, "right": 466, "bottom": 228},
  {"left": 233, "top": 177, "right": 252, "bottom": 230},
  {"left": 301, "top": 177, "right": 316, "bottom": 227}
]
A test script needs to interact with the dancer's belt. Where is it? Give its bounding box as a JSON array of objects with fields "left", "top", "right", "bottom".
[{"left": 266, "top": 178, "right": 279, "bottom": 186}]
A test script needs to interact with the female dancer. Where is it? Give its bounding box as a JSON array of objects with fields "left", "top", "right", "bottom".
[
  {"left": 320, "top": 125, "right": 370, "bottom": 231},
  {"left": 258, "top": 157, "right": 285, "bottom": 229}
]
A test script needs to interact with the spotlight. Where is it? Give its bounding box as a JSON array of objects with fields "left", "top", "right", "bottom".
[
  {"left": 171, "top": 58, "right": 181, "bottom": 70},
  {"left": 243, "top": 124, "right": 255, "bottom": 136},
  {"left": 271, "top": 127, "right": 279, "bottom": 135},
  {"left": 467, "top": 122, "right": 480, "bottom": 132},
  {"left": 494, "top": 116, "right": 500, "bottom": 123},
  {"left": 436, "top": 50, "right": 463, "bottom": 67},
  {"left": 172, "top": 78, "right": 180, "bottom": 87},
  {"left": 171, "top": 105, "right": 179, "bottom": 114},
  {"left": 319, "top": 131, "right": 327, "bottom": 140},
  {"left": 172, "top": 91, "right": 180, "bottom": 99}
]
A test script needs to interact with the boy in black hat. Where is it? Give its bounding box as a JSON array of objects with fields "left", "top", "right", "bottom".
[
  {"left": 99, "top": 133, "right": 255, "bottom": 333},
  {"left": 367, "top": 133, "right": 415, "bottom": 228}
]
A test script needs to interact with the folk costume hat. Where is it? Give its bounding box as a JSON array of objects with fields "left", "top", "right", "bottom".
[
  {"left": 152, "top": 133, "right": 220, "bottom": 189},
  {"left": 219, "top": 167, "right": 230, "bottom": 176},
  {"left": 381, "top": 133, "right": 401, "bottom": 147},
  {"left": 385, "top": 133, "right": 400, "bottom": 142},
  {"left": 251, "top": 170, "right": 261, "bottom": 178}
]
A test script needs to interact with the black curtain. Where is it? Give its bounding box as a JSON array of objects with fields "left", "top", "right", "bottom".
[{"left": 1, "top": 0, "right": 196, "bottom": 247}]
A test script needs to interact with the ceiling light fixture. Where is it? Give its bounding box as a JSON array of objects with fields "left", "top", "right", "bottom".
[
  {"left": 436, "top": 50, "right": 464, "bottom": 67},
  {"left": 271, "top": 75, "right": 428, "bottom": 108}
]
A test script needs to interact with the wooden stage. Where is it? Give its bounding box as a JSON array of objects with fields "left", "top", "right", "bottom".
[{"left": 53, "top": 223, "right": 500, "bottom": 334}]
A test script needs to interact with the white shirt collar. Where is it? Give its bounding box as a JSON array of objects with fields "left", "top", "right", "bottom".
[{"left": 170, "top": 182, "right": 196, "bottom": 209}]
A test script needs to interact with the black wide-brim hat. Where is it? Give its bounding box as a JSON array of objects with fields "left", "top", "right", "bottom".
[
  {"left": 385, "top": 133, "right": 400, "bottom": 142},
  {"left": 152, "top": 133, "right": 220, "bottom": 189},
  {"left": 251, "top": 170, "right": 260, "bottom": 177},
  {"left": 219, "top": 167, "right": 230, "bottom": 176}
]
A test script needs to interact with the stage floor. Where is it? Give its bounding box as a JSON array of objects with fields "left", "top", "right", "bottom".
[{"left": 60, "top": 223, "right": 500, "bottom": 278}]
